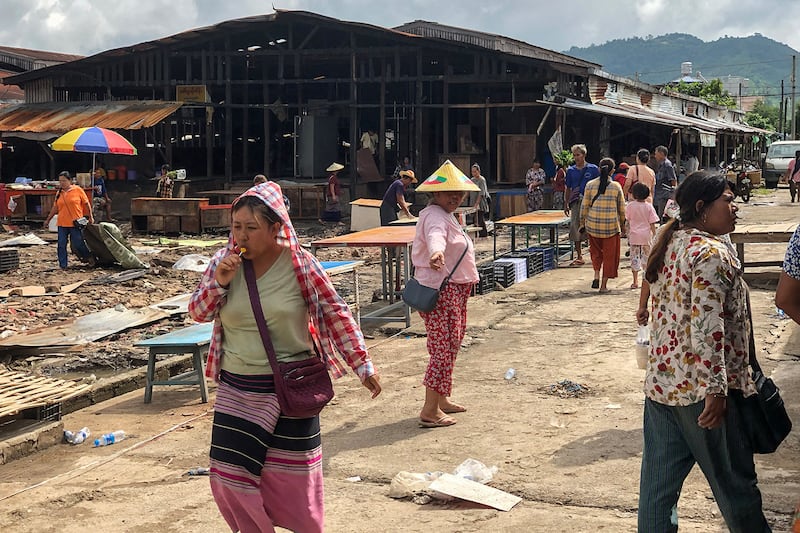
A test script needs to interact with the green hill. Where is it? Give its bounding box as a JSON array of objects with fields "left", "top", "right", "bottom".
[{"left": 564, "top": 33, "right": 798, "bottom": 101}]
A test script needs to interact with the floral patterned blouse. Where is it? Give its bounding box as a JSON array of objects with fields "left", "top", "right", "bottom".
[
  {"left": 783, "top": 226, "right": 800, "bottom": 280},
  {"left": 646, "top": 228, "right": 755, "bottom": 406}
]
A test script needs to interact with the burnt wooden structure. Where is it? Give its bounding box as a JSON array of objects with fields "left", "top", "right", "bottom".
[{"left": 3, "top": 10, "right": 598, "bottom": 192}]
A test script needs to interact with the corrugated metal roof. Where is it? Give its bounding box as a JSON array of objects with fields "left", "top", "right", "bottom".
[
  {"left": 538, "top": 97, "right": 718, "bottom": 133},
  {"left": 5, "top": 10, "right": 594, "bottom": 86},
  {"left": 0, "top": 100, "right": 182, "bottom": 134},
  {"left": 0, "top": 46, "right": 83, "bottom": 64},
  {"left": 394, "top": 20, "right": 598, "bottom": 69},
  {"left": 0, "top": 70, "right": 24, "bottom": 102}
]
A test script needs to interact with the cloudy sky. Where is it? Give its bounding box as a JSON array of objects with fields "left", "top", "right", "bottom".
[{"left": 2, "top": 0, "right": 797, "bottom": 58}]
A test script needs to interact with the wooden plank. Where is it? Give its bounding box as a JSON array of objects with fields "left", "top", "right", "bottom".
[
  {"left": 310, "top": 226, "right": 416, "bottom": 248},
  {"left": 165, "top": 216, "right": 182, "bottom": 234},
  {"left": 180, "top": 215, "right": 201, "bottom": 234},
  {"left": 147, "top": 215, "right": 165, "bottom": 232},
  {"left": 428, "top": 473, "right": 522, "bottom": 512}
]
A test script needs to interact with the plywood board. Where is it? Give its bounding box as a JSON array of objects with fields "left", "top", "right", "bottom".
[
  {"left": 0, "top": 280, "right": 85, "bottom": 298},
  {"left": 428, "top": 473, "right": 521, "bottom": 512}
]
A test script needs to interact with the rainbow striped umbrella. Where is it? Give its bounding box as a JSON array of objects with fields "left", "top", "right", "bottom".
[
  {"left": 51, "top": 127, "right": 137, "bottom": 190},
  {"left": 51, "top": 126, "right": 137, "bottom": 155}
]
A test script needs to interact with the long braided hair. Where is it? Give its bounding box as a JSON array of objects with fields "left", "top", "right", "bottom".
[{"left": 644, "top": 171, "right": 730, "bottom": 283}]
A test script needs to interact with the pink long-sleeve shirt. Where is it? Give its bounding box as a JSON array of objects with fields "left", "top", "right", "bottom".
[{"left": 411, "top": 204, "right": 478, "bottom": 289}]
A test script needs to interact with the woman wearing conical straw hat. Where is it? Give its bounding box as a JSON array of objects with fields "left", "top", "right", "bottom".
[
  {"left": 412, "top": 161, "right": 480, "bottom": 428},
  {"left": 321, "top": 162, "right": 344, "bottom": 222}
]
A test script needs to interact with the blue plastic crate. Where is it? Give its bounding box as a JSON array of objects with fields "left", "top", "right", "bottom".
[{"left": 526, "top": 246, "right": 555, "bottom": 271}]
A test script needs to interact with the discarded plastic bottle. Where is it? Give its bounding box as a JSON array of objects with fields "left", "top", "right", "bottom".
[
  {"left": 186, "top": 467, "right": 211, "bottom": 476},
  {"left": 776, "top": 307, "right": 788, "bottom": 319},
  {"left": 93, "top": 430, "right": 126, "bottom": 447},
  {"left": 64, "top": 427, "right": 90, "bottom": 445},
  {"left": 504, "top": 368, "right": 516, "bottom": 380}
]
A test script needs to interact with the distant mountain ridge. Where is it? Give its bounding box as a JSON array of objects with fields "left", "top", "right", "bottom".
[{"left": 564, "top": 33, "right": 799, "bottom": 101}]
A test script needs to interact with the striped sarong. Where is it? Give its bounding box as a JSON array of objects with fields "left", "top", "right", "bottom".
[{"left": 210, "top": 371, "right": 324, "bottom": 533}]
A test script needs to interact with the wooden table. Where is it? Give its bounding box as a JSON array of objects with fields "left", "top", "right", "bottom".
[
  {"left": 310, "top": 226, "right": 416, "bottom": 327},
  {"left": 493, "top": 210, "right": 571, "bottom": 261},
  {"left": 730, "top": 223, "right": 798, "bottom": 279}
]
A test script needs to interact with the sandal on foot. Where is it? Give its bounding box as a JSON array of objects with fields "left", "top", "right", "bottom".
[
  {"left": 630, "top": 283, "right": 639, "bottom": 289},
  {"left": 419, "top": 416, "right": 457, "bottom": 428},
  {"left": 441, "top": 405, "right": 467, "bottom": 414},
  {"left": 591, "top": 279, "right": 600, "bottom": 289},
  {"left": 599, "top": 288, "right": 611, "bottom": 294},
  {"left": 570, "top": 258, "right": 585, "bottom": 266}
]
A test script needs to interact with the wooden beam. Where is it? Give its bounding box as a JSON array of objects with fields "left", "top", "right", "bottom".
[{"left": 297, "top": 26, "right": 319, "bottom": 50}]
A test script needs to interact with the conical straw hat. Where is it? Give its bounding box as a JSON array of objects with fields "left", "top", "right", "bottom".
[{"left": 416, "top": 160, "right": 479, "bottom": 192}]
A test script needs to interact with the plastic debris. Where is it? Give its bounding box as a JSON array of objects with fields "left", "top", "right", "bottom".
[{"left": 542, "top": 380, "right": 591, "bottom": 398}]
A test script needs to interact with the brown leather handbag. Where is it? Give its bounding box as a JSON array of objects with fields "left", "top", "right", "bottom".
[{"left": 243, "top": 259, "right": 334, "bottom": 418}]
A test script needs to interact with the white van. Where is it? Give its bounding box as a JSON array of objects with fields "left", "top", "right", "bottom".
[{"left": 764, "top": 141, "right": 800, "bottom": 188}]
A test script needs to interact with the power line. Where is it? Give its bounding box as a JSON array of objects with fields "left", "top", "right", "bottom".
[{"left": 624, "top": 58, "right": 794, "bottom": 79}]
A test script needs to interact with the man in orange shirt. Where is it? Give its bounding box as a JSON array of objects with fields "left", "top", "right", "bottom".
[{"left": 44, "top": 171, "right": 94, "bottom": 269}]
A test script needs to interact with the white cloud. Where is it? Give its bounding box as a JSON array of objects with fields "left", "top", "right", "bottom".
[{"left": 0, "top": 0, "right": 798, "bottom": 57}]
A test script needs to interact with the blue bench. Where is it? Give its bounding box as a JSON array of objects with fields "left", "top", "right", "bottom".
[{"left": 136, "top": 322, "right": 214, "bottom": 404}]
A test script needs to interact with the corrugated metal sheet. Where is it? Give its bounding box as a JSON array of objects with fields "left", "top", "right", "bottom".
[
  {"left": 395, "top": 21, "right": 598, "bottom": 69},
  {"left": 6, "top": 10, "right": 596, "bottom": 86},
  {"left": 0, "top": 100, "right": 182, "bottom": 134},
  {"left": 587, "top": 75, "right": 763, "bottom": 134}
]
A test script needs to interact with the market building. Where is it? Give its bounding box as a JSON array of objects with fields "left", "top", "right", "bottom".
[{"left": 0, "top": 10, "right": 769, "bottom": 218}]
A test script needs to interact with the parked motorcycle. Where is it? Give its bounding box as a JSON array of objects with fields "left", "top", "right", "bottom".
[{"left": 718, "top": 160, "right": 753, "bottom": 203}]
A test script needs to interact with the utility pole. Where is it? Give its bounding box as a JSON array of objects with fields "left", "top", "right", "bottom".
[
  {"left": 780, "top": 80, "right": 785, "bottom": 136},
  {"left": 792, "top": 55, "right": 797, "bottom": 139}
]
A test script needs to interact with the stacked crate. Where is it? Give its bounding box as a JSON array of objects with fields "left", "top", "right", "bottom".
[
  {"left": 492, "top": 260, "right": 516, "bottom": 288},
  {"left": 472, "top": 264, "right": 495, "bottom": 295},
  {"left": 0, "top": 248, "right": 19, "bottom": 273},
  {"left": 526, "top": 246, "right": 556, "bottom": 271}
]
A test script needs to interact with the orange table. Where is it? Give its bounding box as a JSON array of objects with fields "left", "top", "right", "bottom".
[
  {"left": 493, "top": 210, "right": 571, "bottom": 261},
  {"left": 310, "top": 226, "right": 416, "bottom": 327}
]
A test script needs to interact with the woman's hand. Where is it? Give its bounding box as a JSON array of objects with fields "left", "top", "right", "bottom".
[
  {"left": 635, "top": 307, "right": 649, "bottom": 325},
  {"left": 697, "top": 394, "right": 727, "bottom": 429},
  {"left": 215, "top": 254, "right": 242, "bottom": 288},
  {"left": 429, "top": 251, "right": 445, "bottom": 271},
  {"left": 363, "top": 374, "right": 381, "bottom": 398}
]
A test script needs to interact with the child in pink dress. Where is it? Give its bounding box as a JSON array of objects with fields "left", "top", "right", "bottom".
[{"left": 625, "top": 182, "right": 659, "bottom": 289}]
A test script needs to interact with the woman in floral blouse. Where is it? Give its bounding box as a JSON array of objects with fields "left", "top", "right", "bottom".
[
  {"left": 636, "top": 171, "right": 770, "bottom": 532},
  {"left": 525, "top": 159, "right": 546, "bottom": 212}
]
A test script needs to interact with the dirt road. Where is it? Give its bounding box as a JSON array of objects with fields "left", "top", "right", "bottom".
[{"left": 0, "top": 188, "right": 798, "bottom": 532}]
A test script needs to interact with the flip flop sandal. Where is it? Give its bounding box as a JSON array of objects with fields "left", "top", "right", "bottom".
[
  {"left": 441, "top": 405, "right": 467, "bottom": 414},
  {"left": 419, "top": 416, "right": 457, "bottom": 428},
  {"left": 591, "top": 279, "right": 600, "bottom": 289}
]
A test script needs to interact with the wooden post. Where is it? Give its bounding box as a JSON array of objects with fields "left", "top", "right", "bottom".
[
  {"left": 202, "top": 50, "right": 213, "bottom": 178},
  {"left": 224, "top": 38, "right": 233, "bottom": 183},
  {"left": 443, "top": 63, "right": 449, "bottom": 155},
  {"left": 263, "top": 77, "right": 271, "bottom": 177},
  {"left": 350, "top": 33, "right": 359, "bottom": 195},
  {"left": 415, "top": 50, "right": 423, "bottom": 175},
  {"left": 380, "top": 61, "right": 386, "bottom": 177},
  {"left": 242, "top": 56, "right": 249, "bottom": 179}
]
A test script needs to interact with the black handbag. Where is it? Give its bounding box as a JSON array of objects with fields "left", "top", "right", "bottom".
[
  {"left": 733, "top": 295, "right": 792, "bottom": 454},
  {"left": 402, "top": 230, "right": 469, "bottom": 312}
]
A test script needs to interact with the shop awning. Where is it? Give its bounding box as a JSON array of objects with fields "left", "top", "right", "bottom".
[
  {"left": 538, "top": 97, "right": 720, "bottom": 136},
  {"left": 0, "top": 100, "right": 182, "bottom": 140},
  {"left": 539, "top": 96, "right": 768, "bottom": 138}
]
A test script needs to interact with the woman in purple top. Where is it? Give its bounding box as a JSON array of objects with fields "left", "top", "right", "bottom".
[{"left": 411, "top": 161, "right": 479, "bottom": 428}]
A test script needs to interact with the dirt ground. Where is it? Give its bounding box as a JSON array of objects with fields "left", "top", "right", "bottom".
[{"left": 0, "top": 188, "right": 798, "bottom": 532}]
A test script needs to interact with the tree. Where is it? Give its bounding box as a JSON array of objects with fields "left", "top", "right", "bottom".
[
  {"left": 672, "top": 78, "right": 739, "bottom": 108},
  {"left": 745, "top": 99, "right": 779, "bottom": 131}
]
